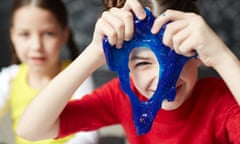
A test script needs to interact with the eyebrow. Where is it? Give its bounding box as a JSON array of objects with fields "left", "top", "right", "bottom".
[
  {"left": 130, "top": 55, "right": 150, "bottom": 61},
  {"left": 130, "top": 48, "right": 152, "bottom": 61}
]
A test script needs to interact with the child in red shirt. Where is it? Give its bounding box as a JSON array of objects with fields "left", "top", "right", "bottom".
[{"left": 18, "top": 0, "right": 240, "bottom": 143}]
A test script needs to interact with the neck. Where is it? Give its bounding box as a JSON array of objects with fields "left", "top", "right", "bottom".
[{"left": 27, "top": 62, "right": 61, "bottom": 90}]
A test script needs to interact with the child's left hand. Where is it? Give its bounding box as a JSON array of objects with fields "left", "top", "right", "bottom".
[{"left": 151, "top": 9, "right": 229, "bottom": 69}]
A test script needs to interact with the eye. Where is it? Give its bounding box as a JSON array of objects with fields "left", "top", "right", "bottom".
[
  {"left": 134, "top": 61, "right": 151, "bottom": 68},
  {"left": 44, "top": 31, "right": 56, "bottom": 36},
  {"left": 18, "top": 32, "right": 29, "bottom": 37}
]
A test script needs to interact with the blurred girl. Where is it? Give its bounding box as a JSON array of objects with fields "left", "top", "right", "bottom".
[{"left": 0, "top": 0, "right": 98, "bottom": 143}]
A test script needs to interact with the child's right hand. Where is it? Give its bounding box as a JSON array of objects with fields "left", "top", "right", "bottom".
[
  {"left": 90, "top": 8, "right": 134, "bottom": 58},
  {"left": 89, "top": 0, "right": 148, "bottom": 61}
]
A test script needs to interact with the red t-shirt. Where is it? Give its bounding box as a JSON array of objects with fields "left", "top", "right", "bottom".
[{"left": 58, "top": 77, "right": 240, "bottom": 144}]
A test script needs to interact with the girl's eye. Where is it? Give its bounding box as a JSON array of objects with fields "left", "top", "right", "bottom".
[
  {"left": 44, "top": 32, "right": 55, "bottom": 36},
  {"left": 18, "top": 32, "right": 29, "bottom": 37}
]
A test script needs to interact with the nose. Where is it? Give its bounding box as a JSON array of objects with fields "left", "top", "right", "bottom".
[
  {"left": 31, "top": 35, "right": 43, "bottom": 51},
  {"left": 151, "top": 65, "right": 160, "bottom": 87},
  {"left": 151, "top": 75, "right": 159, "bottom": 88}
]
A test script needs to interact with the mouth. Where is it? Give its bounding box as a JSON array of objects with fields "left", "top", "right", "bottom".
[
  {"left": 30, "top": 56, "right": 46, "bottom": 64},
  {"left": 176, "top": 79, "right": 184, "bottom": 89},
  {"left": 175, "top": 81, "right": 186, "bottom": 97},
  {"left": 176, "top": 84, "right": 182, "bottom": 90}
]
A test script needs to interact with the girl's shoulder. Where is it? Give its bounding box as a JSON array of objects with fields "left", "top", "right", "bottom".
[
  {"left": 0, "top": 65, "right": 19, "bottom": 112},
  {"left": 0, "top": 65, "right": 20, "bottom": 143},
  {"left": 0, "top": 64, "right": 20, "bottom": 91},
  {"left": 0, "top": 65, "right": 19, "bottom": 79}
]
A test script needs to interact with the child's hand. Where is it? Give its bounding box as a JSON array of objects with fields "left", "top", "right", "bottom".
[
  {"left": 151, "top": 9, "right": 229, "bottom": 68},
  {"left": 123, "top": 0, "right": 146, "bottom": 20},
  {"left": 89, "top": 0, "right": 146, "bottom": 61},
  {"left": 91, "top": 7, "right": 135, "bottom": 55}
]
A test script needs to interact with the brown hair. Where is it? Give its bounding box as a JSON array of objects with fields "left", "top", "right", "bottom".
[
  {"left": 141, "top": 0, "right": 200, "bottom": 14},
  {"left": 10, "top": 0, "right": 79, "bottom": 64},
  {"left": 102, "top": 0, "right": 200, "bottom": 14},
  {"left": 102, "top": 0, "right": 126, "bottom": 10}
]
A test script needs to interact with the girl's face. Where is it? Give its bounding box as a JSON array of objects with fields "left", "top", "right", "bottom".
[
  {"left": 129, "top": 48, "right": 200, "bottom": 110},
  {"left": 11, "top": 6, "right": 68, "bottom": 71}
]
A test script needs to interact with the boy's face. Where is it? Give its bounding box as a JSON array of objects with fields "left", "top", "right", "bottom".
[
  {"left": 129, "top": 48, "right": 160, "bottom": 98},
  {"left": 129, "top": 48, "right": 200, "bottom": 110}
]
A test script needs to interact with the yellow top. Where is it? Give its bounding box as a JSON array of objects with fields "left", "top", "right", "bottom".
[{"left": 10, "top": 62, "right": 73, "bottom": 144}]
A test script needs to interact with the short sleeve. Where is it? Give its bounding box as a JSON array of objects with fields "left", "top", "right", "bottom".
[{"left": 226, "top": 104, "right": 240, "bottom": 143}]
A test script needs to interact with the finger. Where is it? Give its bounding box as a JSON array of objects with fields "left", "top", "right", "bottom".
[
  {"left": 97, "top": 18, "right": 117, "bottom": 46},
  {"left": 172, "top": 27, "right": 191, "bottom": 52},
  {"left": 102, "top": 9, "right": 125, "bottom": 48},
  {"left": 123, "top": 0, "right": 146, "bottom": 20},
  {"left": 110, "top": 8, "right": 134, "bottom": 41},
  {"left": 162, "top": 20, "right": 189, "bottom": 48},
  {"left": 164, "top": 20, "right": 189, "bottom": 49},
  {"left": 108, "top": 8, "right": 126, "bottom": 48},
  {"left": 151, "top": 9, "right": 186, "bottom": 34},
  {"left": 178, "top": 35, "right": 196, "bottom": 57}
]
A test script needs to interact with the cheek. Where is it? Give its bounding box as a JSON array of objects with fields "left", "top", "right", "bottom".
[
  {"left": 48, "top": 45, "right": 61, "bottom": 54},
  {"left": 180, "top": 60, "right": 199, "bottom": 87},
  {"left": 13, "top": 41, "right": 29, "bottom": 62},
  {"left": 131, "top": 70, "right": 154, "bottom": 93},
  {"left": 131, "top": 71, "right": 146, "bottom": 89},
  {"left": 45, "top": 40, "right": 63, "bottom": 55},
  {"left": 46, "top": 48, "right": 62, "bottom": 62}
]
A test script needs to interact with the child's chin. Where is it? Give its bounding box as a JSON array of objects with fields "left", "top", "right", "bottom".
[{"left": 161, "top": 99, "right": 182, "bottom": 110}]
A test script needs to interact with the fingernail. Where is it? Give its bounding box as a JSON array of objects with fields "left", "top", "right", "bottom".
[
  {"left": 151, "top": 28, "right": 156, "bottom": 34},
  {"left": 139, "top": 10, "right": 146, "bottom": 20},
  {"left": 116, "top": 44, "right": 122, "bottom": 49}
]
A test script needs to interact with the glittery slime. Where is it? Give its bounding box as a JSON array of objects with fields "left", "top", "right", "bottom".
[{"left": 103, "top": 8, "right": 194, "bottom": 135}]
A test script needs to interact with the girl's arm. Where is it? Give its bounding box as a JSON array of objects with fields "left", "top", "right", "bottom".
[
  {"left": 66, "top": 76, "right": 99, "bottom": 144},
  {"left": 17, "top": 7, "right": 136, "bottom": 141},
  {"left": 17, "top": 44, "right": 105, "bottom": 140}
]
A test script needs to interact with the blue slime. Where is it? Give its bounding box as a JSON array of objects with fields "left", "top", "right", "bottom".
[{"left": 103, "top": 8, "right": 193, "bottom": 135}]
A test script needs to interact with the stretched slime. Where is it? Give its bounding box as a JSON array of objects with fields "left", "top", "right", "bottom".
[{"left": 103, "top": 8, "right": 194, "bottom": 135}]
